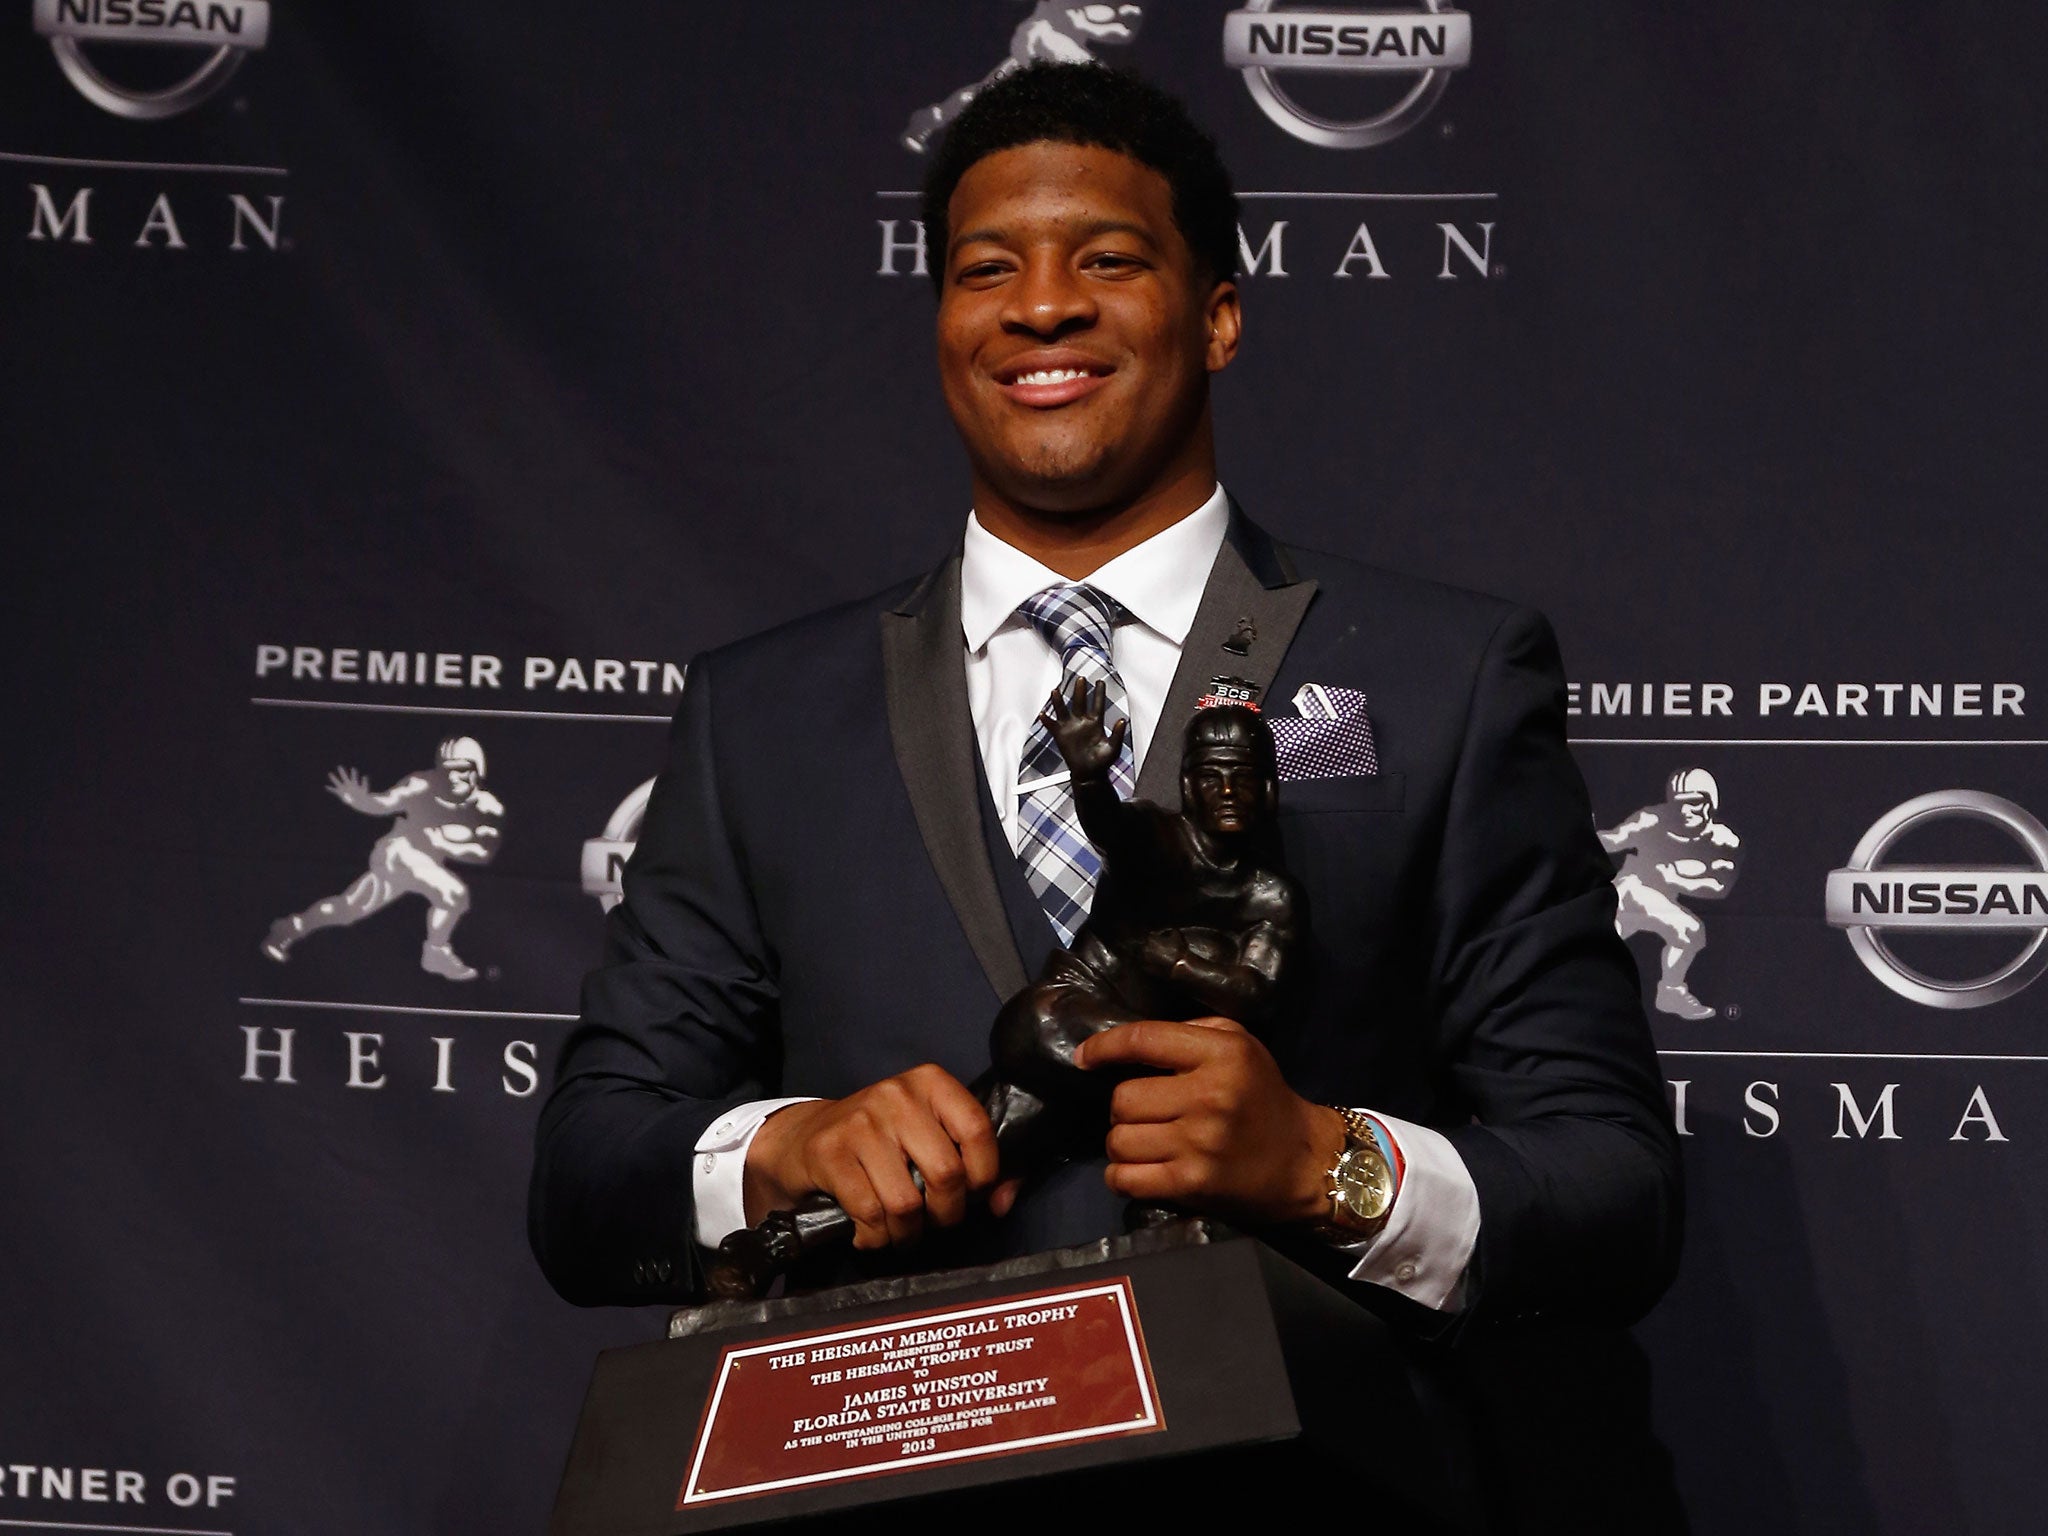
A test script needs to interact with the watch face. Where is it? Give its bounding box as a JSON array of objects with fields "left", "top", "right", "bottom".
[{"left": 1335, "top": 1146, "right": 1395, "bottom": 1222}]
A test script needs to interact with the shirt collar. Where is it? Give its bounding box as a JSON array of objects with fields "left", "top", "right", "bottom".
[{"left": 959, "top": 483, "right": 1230, "bottom": 652}]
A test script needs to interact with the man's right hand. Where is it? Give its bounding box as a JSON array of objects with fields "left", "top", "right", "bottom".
[{"left": 742, "top": 1065, "right": 1020, "bottom": 1250}]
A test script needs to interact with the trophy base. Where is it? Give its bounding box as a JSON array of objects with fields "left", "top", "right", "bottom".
[{"left": 552, "top": 1224, "right": 1483, "bottom": 1534}]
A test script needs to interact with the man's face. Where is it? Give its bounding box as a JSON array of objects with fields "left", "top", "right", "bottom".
[
  {"left": 1675, "top": 794, "right": 1712, "bottom": 832},
  {"left": 936, "top": 141, "right": 1238, "bottom": 515},
  {"left": 1183, "top": 744, "right": 1269, "bottom": 838},
  {"left": 443, "top": 761, "right": 478, "bottom": 800}
]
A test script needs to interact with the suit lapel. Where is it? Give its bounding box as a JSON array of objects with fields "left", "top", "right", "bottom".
[
  {"left": 1135, "top": 504, "right": 1320, "bottom": 805},
  {"left": 880, "top": 556, "right": 1031, "bottom": 1002}
]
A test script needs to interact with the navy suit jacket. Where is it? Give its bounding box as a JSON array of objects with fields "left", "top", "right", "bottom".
[{"left": 529, "top": 510, "right": 1682, "bottom": 1334}]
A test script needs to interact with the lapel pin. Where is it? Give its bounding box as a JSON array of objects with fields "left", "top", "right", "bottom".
[
  {"left": 1197, "top": 675, "right": 1262, "bottom": 710},
  {"left": 1223, "top": 617, "right": 1256, "bottom": 656}
]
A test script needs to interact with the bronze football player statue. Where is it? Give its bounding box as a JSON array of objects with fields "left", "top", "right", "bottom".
[{"left": 707, "top": 688, "right": 1305, "bottom": 1299}]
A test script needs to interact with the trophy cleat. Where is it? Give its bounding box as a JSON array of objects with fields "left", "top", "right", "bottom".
[
  {"left": 420, "top": 942, "right": 478, "bottom": 981},
  {"left": 708, "top": 1229, "right": 776, "bottom": 1301},
  {"left": 709, "top": 1215, "right": 810, "bottom": 1300},
  {"left": 1655, "top": 982, "right": 1715, "bottom": 1021}
]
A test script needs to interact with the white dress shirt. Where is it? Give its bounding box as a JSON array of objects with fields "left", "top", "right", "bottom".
[
  {"left": 960, "top": 487, "right": 1230, "bottom": 846},
  {"left": 692, "top": 486, "right": 1481, "bottom": 1310}
]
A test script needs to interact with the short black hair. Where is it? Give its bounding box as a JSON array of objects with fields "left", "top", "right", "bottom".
[{"left": 919, "top": 62, "right": 1239, "bottom": 291}]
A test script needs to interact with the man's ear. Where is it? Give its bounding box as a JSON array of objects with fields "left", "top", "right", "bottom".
[{"left": 1204, "top": 280, "right": 1242, "bottom": 373}]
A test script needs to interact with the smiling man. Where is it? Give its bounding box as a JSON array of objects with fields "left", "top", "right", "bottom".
[{"left": 532, "top": 63, "right": 1681, "bottom": 1527}]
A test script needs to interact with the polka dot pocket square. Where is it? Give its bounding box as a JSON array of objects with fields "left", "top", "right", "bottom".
[{"left": 1270, "top": 683, "right": 1379, "bottom": 782}]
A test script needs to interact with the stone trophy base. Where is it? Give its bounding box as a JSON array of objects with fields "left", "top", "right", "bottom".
[{"left": 548, "top": 1223, "right": 1480, "bottom": 1534}]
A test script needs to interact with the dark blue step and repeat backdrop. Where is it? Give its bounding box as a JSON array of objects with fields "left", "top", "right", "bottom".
[{"left": 4, "top": 4, "right": 2044, "bottom": 1532}]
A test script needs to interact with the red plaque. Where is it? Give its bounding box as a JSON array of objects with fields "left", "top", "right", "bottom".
[{"left": 678, "top": 1278, "right": 1163, "bottom": 1507}]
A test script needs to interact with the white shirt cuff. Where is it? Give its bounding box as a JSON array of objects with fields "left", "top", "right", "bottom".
[
  {"left": 690, "top": 1096, "right": 822, "bottom": 1249},
  {"left": 1331, "top": 1110, "right": 1481, "bottom": 1313}
]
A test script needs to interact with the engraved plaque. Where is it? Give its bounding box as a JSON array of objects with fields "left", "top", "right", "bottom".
[{"left": 679, "top": 1279, "right": 1162, "bottom": 1507}]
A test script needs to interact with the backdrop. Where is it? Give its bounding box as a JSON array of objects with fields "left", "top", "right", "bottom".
[{"left": 4, "top": 3, "right": 2045, "bottom": 1532}]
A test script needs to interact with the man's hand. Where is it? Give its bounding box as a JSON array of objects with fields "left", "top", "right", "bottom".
[
  {"left": 1041, "top": 676, "right": 1127, "bottom": 780},
  {"left": 1075, "top": 1017, "right": 1344, "bottom": 1226},
  {"left": 743, "top": 1065, "right": 1022, "bottom": 1250}
]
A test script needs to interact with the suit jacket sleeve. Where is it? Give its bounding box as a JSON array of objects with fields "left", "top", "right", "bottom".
[
  {"left": 528, "top": 655, "right": 779, "bottom": 1305},
  {"left": 1431, "top": 608, "right": 1683, "bottom": 1327}
]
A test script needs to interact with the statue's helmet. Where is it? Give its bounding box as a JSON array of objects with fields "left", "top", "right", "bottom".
[
  {"left": 1667, "top": 767, "right": 1718, "bottom": 811},
  {"left": 1183, "top": 703, "right": 1276, "bottom": 770},
  {"left": 438, "top": 736, "right": 486, "bottom": 778}
]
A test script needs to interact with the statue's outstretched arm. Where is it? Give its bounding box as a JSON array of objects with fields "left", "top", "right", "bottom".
[{"left": 1042, "top": 677, "right": 1135, "bottom": 853}]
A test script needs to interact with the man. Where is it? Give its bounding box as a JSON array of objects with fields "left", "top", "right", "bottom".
[
  {"left": 532, "top": 63, "right": 1681, "bottom": 1523},
  {"left": 1602, "top": 767, "right": 1743, "bottom": 1020},
  {"left": 265, "top": 735, "right": 501, "bottom": 980}
]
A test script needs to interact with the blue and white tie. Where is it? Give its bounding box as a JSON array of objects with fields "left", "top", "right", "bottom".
[{"left": 1014, "top": 584, "right": 1137, "bottom": 946}]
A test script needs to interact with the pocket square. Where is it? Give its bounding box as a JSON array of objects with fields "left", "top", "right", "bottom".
[{"left": 1270, "top": 684, "right": 1378, "bottom": 782}]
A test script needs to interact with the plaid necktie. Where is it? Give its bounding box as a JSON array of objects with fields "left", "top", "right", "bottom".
[{"left": 1014, "top": 583, "right": 1137, "bottom": 946}]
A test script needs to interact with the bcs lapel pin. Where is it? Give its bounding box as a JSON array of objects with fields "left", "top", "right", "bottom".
[{"left": 1196, "top": 674, "right": 1262, "bottom": 710}]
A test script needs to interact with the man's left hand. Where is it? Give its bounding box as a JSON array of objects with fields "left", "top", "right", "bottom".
[{"left": 1074, "top": 1016, "right": 1344, "bottom": 1226}]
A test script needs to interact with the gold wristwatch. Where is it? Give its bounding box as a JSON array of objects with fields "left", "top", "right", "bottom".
[{"left": 1315, "top": 1107, "right": 1398, "bottom": 1240}]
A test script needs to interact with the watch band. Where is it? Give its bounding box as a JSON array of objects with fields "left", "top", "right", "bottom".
[
  {"left": 1340, "top": 1107, "right": 1404, "bottom": 1189},
  {"left": 1312, "top": 1107, "right": 1402, "bottom": 1242}
]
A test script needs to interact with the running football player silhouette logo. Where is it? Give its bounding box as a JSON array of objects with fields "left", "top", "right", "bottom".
[
  {"left": 1600, "top": 768, "right": 1744, "bottom": 1020},
  {"left": 903, "top": 3, "right": 1144, "bottom": 153},
  {"left": 263, "top": 737, "right": 504, "bottom": 981}
]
